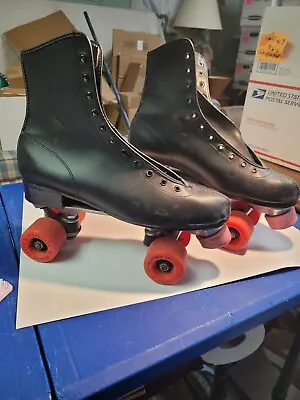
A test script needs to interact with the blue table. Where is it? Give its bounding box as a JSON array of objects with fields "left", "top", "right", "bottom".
[
  {"left": 0, "top": 189, "right": 50, "bottom": 400},
  {"left": 2, "top": 182, "right": 300, "bottom": 400}
]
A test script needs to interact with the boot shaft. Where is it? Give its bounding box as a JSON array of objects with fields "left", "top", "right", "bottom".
[
  {"left": 140, "top": 38, "right": 198, "bottom": 112},
  {"left": 130, "top": 38, "right": 299, "bottom": 209},
  {"left": 22, "top": 33, "right": 96, "bottom": 127}
]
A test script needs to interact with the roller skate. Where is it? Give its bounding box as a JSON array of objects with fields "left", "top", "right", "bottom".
[
  {"left": 17, "top": 32, "right": 231, "bottom": 285},
  {"left": 129, "top": 38, "right": 299, "bottom": 253}
]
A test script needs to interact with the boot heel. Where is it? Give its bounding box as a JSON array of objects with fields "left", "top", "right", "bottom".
[{"left": 24, "top": 183, "right": 64, "bottom": 209}]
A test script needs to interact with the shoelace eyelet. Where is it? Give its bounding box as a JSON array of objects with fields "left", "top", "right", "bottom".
[
  {"left": 146, "top": 170, "right": 153, "bottom": 177},
  {"left": 174, "top": 186, "right": 181, "bottom": 192},
  {"left": 80, "top": 54, "right": 87, "bottom": 63},
  {"left": 160, "top": 179, "right": 167, "bottom": 186}
]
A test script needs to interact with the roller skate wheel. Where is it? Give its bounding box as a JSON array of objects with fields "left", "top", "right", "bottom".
[
  {"left": 223, "top": 210, "right": 254, "bottom": 252},
  {"left": 197, "top": 224, "right": 231, "bottom": 249},
  {"left": 265, "top": 207, "right": 297, "bottom": 230},
  {"left": 178, "top": 231, "right": 191, "bottom": 247},
  {"left": 20, "top": 217, "right": 67, "bottom": 262},
  {"left": 144, "top": 237, "right": 187, "bottom": 285},
  {"left": 78, "top": 212, "right": 86, "bottom": 223}
]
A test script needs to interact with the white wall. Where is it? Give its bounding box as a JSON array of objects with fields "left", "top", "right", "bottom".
[{"left": 0, "top": 0, "right": 163, "bottom": 71}]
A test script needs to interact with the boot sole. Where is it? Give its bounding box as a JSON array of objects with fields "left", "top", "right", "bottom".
[{"left": 23, "top": 182, "right": 228, "bottom": 232}]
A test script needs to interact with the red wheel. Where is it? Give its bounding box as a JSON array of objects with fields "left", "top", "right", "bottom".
[
  {"left": 144, "top": 237, "right": 187, "bottom": 285},
  {"left": 223, "top": 211, "right": 254, "bottom": 252},
  {"left": 249, "top": 209, "right": 261, "bottom": 226},
  {"left": 78, "top": 212, "right": 86, "bottom": 224},
  {"left": 20, "top": 217, "right": 67, "bottom": 262},
  {"left": 178, "top": 231, "right": 191, "bottom": 247}
]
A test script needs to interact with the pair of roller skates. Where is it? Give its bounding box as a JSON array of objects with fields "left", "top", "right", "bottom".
[{"left": 19, "top": 33, "right": 299, "bottom": 285}]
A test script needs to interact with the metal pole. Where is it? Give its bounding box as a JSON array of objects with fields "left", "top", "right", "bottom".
[{"left": 83, "top": 11, "right": 130, "bottom": 129}]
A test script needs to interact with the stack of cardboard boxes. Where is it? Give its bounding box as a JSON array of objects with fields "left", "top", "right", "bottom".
[
  {"left": 240, "top": 5, "right": 300, "bottom": 209},
  {"left": 110, "top": 29, "right": 161, "bottom": 133},
  {"left": 234, "top": 0, "right": 300, "bottom": 91}
]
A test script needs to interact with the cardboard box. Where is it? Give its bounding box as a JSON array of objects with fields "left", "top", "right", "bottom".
[
  {"left": 236, "top": 50, "right": 256, "bottom": 64},
  {"left": 111, "top": 53, "right": 146, "bottom": 87},
  {"left": 233, "top": 58, "right": 254, "bottom": 89},
  {"left": 120, "top": 92, "right": 141, "bottom": 110},
  {"left": 116, "top": 92, "right": 141, "bottom": 133},
  {"left": 112, "top": 29, "right": 161, "bottom": 56},
  {"left": 4, "top": 11, "right": 75, "bottom": 54},
  {"left": 104, "top": 92, "right": 141, "bottom": 132},
  {"left": 240, "top": 6, "right": 300, "bottom": 171},
  {"left": 121, "top": 62, "right": 144, "bottom": 93},
  {"left": 118, "top": 54, "right": 146, "bottom": 78},
  {"left": 117, "top": 77, "right": 125, "bottom": 90},
  {"left": 239, "top": 26, "right": 261, "bottom": 53},
  {"left": 104, "top": 102, "right": 119, "bottom": 126},
  {"left": 0, "top": 87, "right": 25, "bottom": 97},
  {"left": 240, "top": 6, "right": 265, "bottom": 26},
  {"left": 0, "top": 65, "right": 25, "bottom": 97},
  {"left": 5, "top": 65, "right": 25, "bottom": 90},
  {"left": 242, "top": 0, "right": 271, "bottom": 11},
  {"left": 111, "top": 30, "right": 160, "bottom": 87},
  {"left": 101, "top": 78, "right": 116, "bottom": 104},
  {"left": 240, "top": 0, "right": 300, "bottom": 26},
  {"left": 117, "top": 108, "right": 138, "bottom": 134},
  {"left": 208, "top": 76, "right": 231, "bottom": 99}
]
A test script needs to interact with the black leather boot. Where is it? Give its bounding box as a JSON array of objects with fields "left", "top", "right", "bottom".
[
  {"left": 17, "top": 32, "right": 232, "bottom": 283},
  {"left": 129, "top": 38, "right": 299, "bottom": 251}
]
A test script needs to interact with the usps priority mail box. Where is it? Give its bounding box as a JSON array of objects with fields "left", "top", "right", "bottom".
[{"left": 240, "top": 6, "right": 300, "bottom": 172}]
